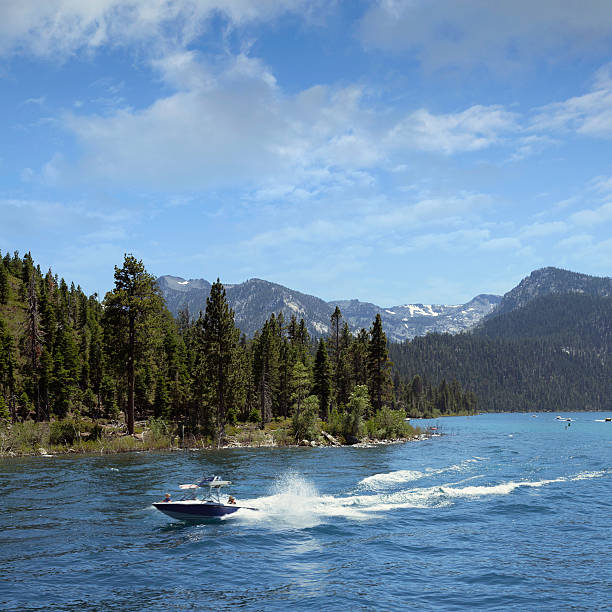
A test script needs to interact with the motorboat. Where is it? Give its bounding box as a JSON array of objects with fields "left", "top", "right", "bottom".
[
  {"left": 555, "top": 416, "right": 572, "bottom": 422},
  {"left": 153, "top": 475, "right": 257, "bottom": 521}
]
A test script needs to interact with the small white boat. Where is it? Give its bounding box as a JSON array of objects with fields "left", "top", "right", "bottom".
[{"left": 555, "top": 416, "right": 572, "bottom": 422}]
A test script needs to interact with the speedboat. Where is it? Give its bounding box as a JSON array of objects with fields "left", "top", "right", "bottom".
[{"left": 153, "top": 475, "right": 257, "bottom": 521}]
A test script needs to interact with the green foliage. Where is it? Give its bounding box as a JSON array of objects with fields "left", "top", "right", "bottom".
[
  {"left": 313, "top": 338, "right": 331, "bottom": 419},
  {"left": 291, "top": 395, "right": 320, "bottom": 441},
  {"left": 367, "top": 314, "right": 393, "bottom": 414},
  {"left": 365, "top": 406, "right": 412, "bottom": 440},
  {"left": 1, "top": 249, "right": 481, "bottom": 455},
  {"left": 390, "top": 293, "right": 612, "bottom": 413},
  {"left": 49, "top": 420, "right": 79, "bottom": 445},
  {"left": 247, "top": 407, "right": 261, "bottom": 423},
  {"left": 0, "top": 260, "right": 9, "bottom": 304},
  {"left": 147, "top": 417, "right": 172, "bottom": 444},
  {"left": 193, "top": 279, "right": 240, "bottom": 445},
  {"left": 326, "top": 385, "right": 369, "bottom": 442},
  {"left": 344, "top": 385, "right": 368, "bottom": 441},
  {"left": 8, "top": 420, "right": 47, "bottom": 451},
  {"left": 326, "top": 407, "right": 344, "bottom": 438},
  {"left": 0, "top": 394, "right": 8, "bottom": 420},
  {"left": 290, "top": 360, "right": 310, "bottom": 415},
  {"left": 89, "top": 422, "right": 103, "bottom": 441},
  {"left": 102, "top": 254, "right": 164, "bottom": 434}
]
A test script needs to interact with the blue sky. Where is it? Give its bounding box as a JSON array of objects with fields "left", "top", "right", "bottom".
[{"left": 2, "top": 1, "right": 612, "bottom": 306}]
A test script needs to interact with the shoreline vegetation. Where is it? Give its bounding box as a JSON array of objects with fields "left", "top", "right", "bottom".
[
  {"left": 1, "top": 251, "right": 474, "bottom": 460},
  {"left": 0, "top": 414, "right": 427, "bottom": 458}
]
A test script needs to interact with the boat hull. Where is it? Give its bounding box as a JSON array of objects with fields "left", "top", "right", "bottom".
[{"left": 153, "top": 501, "right": 242, "bottom": 521}]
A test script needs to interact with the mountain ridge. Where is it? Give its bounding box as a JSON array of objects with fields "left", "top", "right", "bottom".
[
  {"left": 491, "top": 266, "right": 612, "bottom": 317},
  {"left": 157, "top": 274, "right": 501, "bottom": 341},
  {"left": 158, "top": 266, "right": 612, "bottom": 342}
]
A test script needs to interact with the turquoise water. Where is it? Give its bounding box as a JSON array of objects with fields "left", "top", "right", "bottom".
[{"left": 1, "top": 412, "right": 611, "bottom": 611}]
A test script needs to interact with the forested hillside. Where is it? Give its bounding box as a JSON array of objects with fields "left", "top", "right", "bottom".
[
  {"left": 0, "top": 251, "right": 474, "bottom": 451},
  {"left": 390, "top": 293, "right": 612, "bottom": 412}
]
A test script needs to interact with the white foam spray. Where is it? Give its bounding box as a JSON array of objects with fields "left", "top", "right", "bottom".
[
  {"left": 234, "top": 469, "right": 608, "bottom": 529},
  {"left": 357, "top": 457, "right": 487, "bottom": 490}
]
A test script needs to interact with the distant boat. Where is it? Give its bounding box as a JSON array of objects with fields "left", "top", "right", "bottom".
[
  {"left": 556, "top": 416, "right": 572, "bottom": 422},
  {"left": 153, "top": 475, "right": 257, "bottom": 521}
]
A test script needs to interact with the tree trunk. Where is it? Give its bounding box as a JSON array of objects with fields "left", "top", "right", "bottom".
[
  {"left": 127, "top": 314, "right": 135, "bottom": 435},
  {"left": 217, "top": 349, "right": 224, "bottom": 448}
]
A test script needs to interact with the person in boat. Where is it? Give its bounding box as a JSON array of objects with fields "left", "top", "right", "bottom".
[
  {"left": 228, "top": 495, "right": 236, "bottom": 505},
  {"left": 163, "top": 493, "right": 171, "bottom": 502}
]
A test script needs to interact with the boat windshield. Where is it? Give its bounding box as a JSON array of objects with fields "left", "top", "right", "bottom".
[{"left": 177, "top": 475, "right": 230, "bottom": 502}]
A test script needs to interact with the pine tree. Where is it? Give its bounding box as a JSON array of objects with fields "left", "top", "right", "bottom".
[
  {"left": 367, "top": 314, "right": 392, "bottom": 414},
  {"left": 350, "top": 328, "right": 369, "bottom": 386},
  {"left": 313, "top": 338, "right": 332, "bottom": 419},
  {"left": 22, "top": 272, "right": 44, "bottom": 420},
  {"left": 329, "top": 306, "right": 342, "bottom": 407},
  {"left": 0, "top": 317, "right": 16, "bottom": 420},
  {"left": 336, "top": 322, "right": 353, "bottom": 408},
  {"left": 102, "top": 254, "right": 163, "bottom": 434},
  {"left": 197, "top": 279, "right": 239, "bottom": 446},
  {"left": 153, "top": 372, "right": 170, "bottom": 419},
  {"left": 290, "top": 360, "right": 310, "bottom": 417},
  {"left": 0, "top": 259, "right": 9, "bottom": 305},
  {"left": 252, "top": 316, "right": 280, "bottom": 428}
]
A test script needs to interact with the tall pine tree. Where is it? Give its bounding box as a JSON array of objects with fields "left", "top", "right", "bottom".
[
  {"left": 313, "top": 338, "right": 332, "bottom": 419},
  {"left": 367, "top": 314, "right": 392, "bottom": 414},
  {"left": 102, "top": 255, "right": 163, "bottom": 434},
  {"left": 197, "top": 279, "right": 239, "bottom": 447}
]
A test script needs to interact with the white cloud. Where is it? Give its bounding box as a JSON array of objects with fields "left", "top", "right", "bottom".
[
  {"left": 519, "top": 221, "right": 568, "bottom": 239},
  {"left": 557, "top": 233, "right": 594, "bottom": 250},
  {"left": 555, "top": 234, "right": 612, "bottom": 270},
  {"left": 57, "top": 49, "right": 521, "bottom": 193},
  {"left": 591, "top": 174, "right": 612, "bottom": 193},
  {"left": 0, "top": 0, "right": 310, "bottom": 58},
  {"left": 569, "top": 201, "right": 612, "bottom": 226},
  {"left": 387, "top": 228, "right": 491, "bottom": 254},
  {"left": 386, "top": 105, "right": 518, "bottom": 155},
  {"left": 480, "top": 237, "right": 522, "bottom": 251},
  {"left": 531, "top": 64, "right": 612, "bottom": 137},
  {"left": 24, "top": 95, "right": 45, "bottom": 105},
  {"left": 508, "top": 135, "right": 557, "bottom": 162},
  {"left": 20, "top": 153, "right": 67, "bottom": 186},
  {"left": 63, "top": 53, "right": 296, "bottom": 190},
  {"left": 243, "top": 192, "right": 493, "bottom": 256},
  {"left": 359, "top": 1, "right": 612, "bottom": 73}
]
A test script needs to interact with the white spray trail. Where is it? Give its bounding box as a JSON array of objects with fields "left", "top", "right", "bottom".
[
  {"left": 235, "top": 469, "right": 608, "bottom": 529},
  {"left": 357, "top": 457, "right": 487, "bottom": 490}
]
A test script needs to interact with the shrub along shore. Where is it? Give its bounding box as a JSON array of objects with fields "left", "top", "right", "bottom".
[{"left": 0, "top": 410, "right": 426, "bottom": 457}]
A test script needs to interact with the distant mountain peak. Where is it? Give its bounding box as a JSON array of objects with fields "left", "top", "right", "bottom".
[
  {"left": 491, "top": 267, "right": 612, "bottom": 316},
  {"left": 157, "top": 274, "right": 501, "bottom": 341}
]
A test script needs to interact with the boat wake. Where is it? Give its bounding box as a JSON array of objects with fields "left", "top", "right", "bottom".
[
  {"left": 438, "top": 470, "right": 606, "bottom": 498},
  {"left": 357, "top": 457, "right": 485, "bottom": 490},
  {"left": 236, "top": 468, "right": 608, "bottom": 529}
]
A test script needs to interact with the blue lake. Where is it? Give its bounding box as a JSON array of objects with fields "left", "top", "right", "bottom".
[{"left": 1, "top": 412, "right": 611, "bottom": 611}]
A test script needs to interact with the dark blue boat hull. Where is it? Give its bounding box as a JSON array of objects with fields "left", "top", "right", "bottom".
[{"left": 153, "top": 501, "right": 242, "bottom": 521}]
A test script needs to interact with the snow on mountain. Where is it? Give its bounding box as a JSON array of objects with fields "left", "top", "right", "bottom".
[{"left": 157, "top": 275, "right": 501, "bottom": 341}]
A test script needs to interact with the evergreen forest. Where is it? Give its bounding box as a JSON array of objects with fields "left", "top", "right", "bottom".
[
  {"left": 390, "top": 293, "right": 612, "bottom": 412},
  {"left": 0, "top": 251, "right": 475, "bottom": 453}
]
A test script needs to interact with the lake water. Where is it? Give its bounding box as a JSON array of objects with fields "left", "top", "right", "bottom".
[{"left": 1, "top": 412, "right": 611, "bottom": 611}]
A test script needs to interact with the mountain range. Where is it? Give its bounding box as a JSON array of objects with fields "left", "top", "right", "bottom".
[
  {"left": 390, "top": 271, "right": 612, "bottom": 412},
  {"left": 157, "top": 275, "right": 501, "bottom": 341},
  {"left": 158, "top": 267, "right": 612, "bottom": 341}
]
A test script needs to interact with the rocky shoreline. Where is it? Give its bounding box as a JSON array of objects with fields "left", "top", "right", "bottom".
[{"left": 1, "top": 430, "right": 431, "bottom": 458}]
